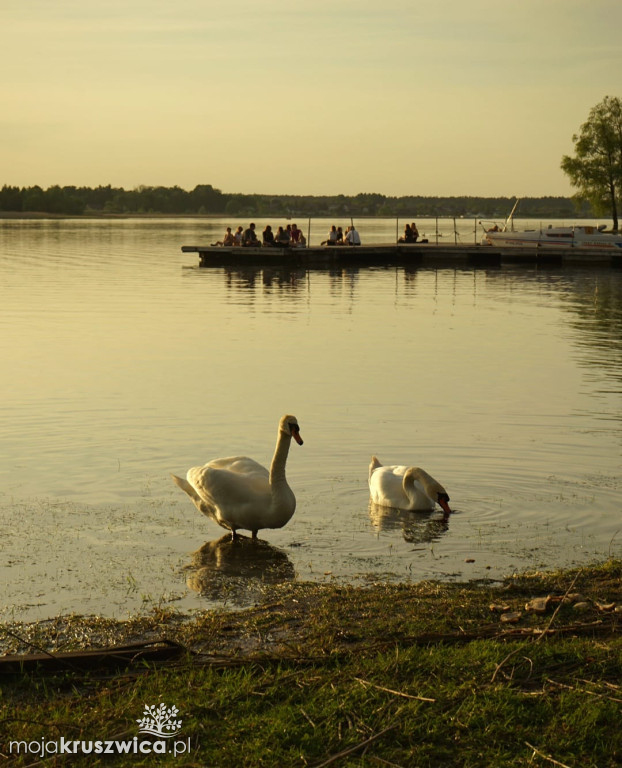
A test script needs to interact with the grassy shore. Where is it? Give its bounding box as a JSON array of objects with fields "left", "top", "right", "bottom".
[{"left": 1, "top": 561, "right": 621, "bottom": 767}]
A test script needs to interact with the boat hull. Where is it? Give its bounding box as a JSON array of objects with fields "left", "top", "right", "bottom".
[{"left": 484, "top": 227, "right": 622, "bottom": 250}]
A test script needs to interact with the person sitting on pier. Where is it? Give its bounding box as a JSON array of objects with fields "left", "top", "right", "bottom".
[
  {"left": 321, "top": 225, "right": 339, "bottom": 246},
  {"left": 398, "top": 223, "right": 415, "bottom": 243},
  {"left": 243, "top": 223, "right": 259, "bottom": 247},
  {"left": 213, "top": 226, "right": 235, "bottom": 246},
  {"left": 411, "top": 222, "right": 419, "bottom": 242},
  {"left": 274, "top": 226, "right": 291, "bottom": 247},
  {"left": 263, "top": 225, "right": 275, "bottom": 246},
  {"left": 290, "top": 223, "right": 301, "bottom": 246},
  {"left": 336, "top": 226, "right": 344, "bottom": 244},
  {"left": 233, "top": 226, "right": 244, "bottom": 245},
  {"left": 345, "top": 225, "right": 361, "bottom": 246}
]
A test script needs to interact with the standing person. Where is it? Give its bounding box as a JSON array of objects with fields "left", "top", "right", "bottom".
[
  {"left": 243, "top": 222, "right": 259, "bottom": 246},
  {"left": 345, "top": 224, "right": 361, "bottom": 246}
]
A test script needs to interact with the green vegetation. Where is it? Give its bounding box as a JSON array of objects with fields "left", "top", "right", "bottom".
[
  {"left": 1, "top": 561, "right": 621, "bottom": 766},
  {"left": 561, "top": 95, "right": 622, "bottom": 231},
  {"left": 0, "top": 183, "right": 593, "bottom": 219}
]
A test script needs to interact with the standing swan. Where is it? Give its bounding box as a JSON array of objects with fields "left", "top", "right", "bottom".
[
  {"left": 172, "top": 415, "right": 303, "bottom": 539},
  {"left": 368, "top": 456, "right": 452, "bottom": 515}
]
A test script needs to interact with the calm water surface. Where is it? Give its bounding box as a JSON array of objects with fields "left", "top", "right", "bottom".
[{"left": 1, "top": 218, "right": 621, "bottom": 621}]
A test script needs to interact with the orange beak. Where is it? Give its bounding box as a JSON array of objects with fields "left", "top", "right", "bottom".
[{"left": 438, "top": 494, "right": 452, "bottom": 515}]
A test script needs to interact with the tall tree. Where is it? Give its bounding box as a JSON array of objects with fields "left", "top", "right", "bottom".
[{"left": 561, "top": 95, "right": 622, "bottom": 231}]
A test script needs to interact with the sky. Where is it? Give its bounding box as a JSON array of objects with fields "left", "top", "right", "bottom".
[{"left": 1, "top": 0, "right": 621, "bottom": 197}]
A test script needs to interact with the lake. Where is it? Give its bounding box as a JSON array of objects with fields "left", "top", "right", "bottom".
[{"left": 1, "top": 217, "right": 621, "bottom": 621}]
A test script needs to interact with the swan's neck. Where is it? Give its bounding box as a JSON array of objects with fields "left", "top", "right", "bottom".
[
  {"left": 402, "top": 473, "right": 418, "bottom": 501},
  {"left": 402, "top": 469, "right": 429, "bottom": 503},
  {"left": 403, "top": 468, "right": 436, "bottom": 504},
  {"left": 269, "top": 430, "right": 292, "bottom": 487}
]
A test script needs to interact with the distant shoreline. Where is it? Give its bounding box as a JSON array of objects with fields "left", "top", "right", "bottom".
[
  {"left": 0, "top": 186, "right": 592, "bottom": 220},
  {"left": 0, "top": 211, "right": 223, "bottom": 219},
  {"left": 0, "top": 211, "right": 603, "bottom": 221}
]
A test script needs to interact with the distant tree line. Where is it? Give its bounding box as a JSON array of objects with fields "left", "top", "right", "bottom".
[{"left": 0, "top": 183, "right": 594, "bottom": 219}]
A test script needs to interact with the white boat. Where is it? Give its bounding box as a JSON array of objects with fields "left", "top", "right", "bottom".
[{"left": 482, "top": 224, "right": 622, "bottom": 250}]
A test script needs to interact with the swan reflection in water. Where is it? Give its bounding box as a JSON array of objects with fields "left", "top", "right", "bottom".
[
  {"left": 183, "top": 534, "right": 295, "bottom": 602},
  {"left": 369, "top": 502, "right": 451, "bottom": 545}
]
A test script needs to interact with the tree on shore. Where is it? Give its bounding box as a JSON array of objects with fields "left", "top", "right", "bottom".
[{"left": 561, "top": 95, "right": 622, "bottom": 232}]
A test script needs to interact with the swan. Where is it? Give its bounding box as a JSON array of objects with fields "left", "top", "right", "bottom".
[
  {"left": 172, "top": 415, "right": 303, "bottom": 539},
  {"left": 368, "top": 456, "right": 451, "bottom": 515}
]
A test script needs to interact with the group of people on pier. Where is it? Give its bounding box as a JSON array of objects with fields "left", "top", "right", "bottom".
[
  {"left": 212, "top": 222, "right": 364, "bottom": 248},
  {"left": 398, "top": 222, "right": 419, "bottom": 243},
  {"left": 213, "top": 223, "right": 307, "bottom": 248},
  {"left": 212, "top": 220, "right": 419, "bottom": 248},
  {"left": 320, "top": 225, "right": 361, "bottom": 246}
]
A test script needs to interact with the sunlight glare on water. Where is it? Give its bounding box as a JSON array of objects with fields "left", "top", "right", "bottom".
[{"left": 0, "top": 218, "right": 621, "bottom": 620}]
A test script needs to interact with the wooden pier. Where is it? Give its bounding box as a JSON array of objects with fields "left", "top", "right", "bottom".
[{"left": 181, "top": 243, "right": 622, "bottom": 269}]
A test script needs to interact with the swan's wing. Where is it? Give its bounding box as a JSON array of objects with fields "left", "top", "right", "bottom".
[
  {"left": 369, "top": 465, "right": 409, "bottom": 506},
  {"left": 187, "top": 458, "right": 271, "bottom": 513},
  {"left": 203, "top": 455, "right": 270, "bottom": 479},
  {"left": 171, "top": 473, "right": 218, "bottom": 519}
]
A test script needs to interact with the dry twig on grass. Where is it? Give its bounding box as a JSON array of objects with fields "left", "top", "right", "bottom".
[
  {"left": 354, "top": 677, "right": 436, "bottom": 702},
  {"left": 525, "top": 741, "right": 572, "bottom": 768},
  {"left": 536, "top": 570, "right": 582, "bottom": 643},
  {"left": 310, "top": 724, "right": 397, "bottom": 768}
]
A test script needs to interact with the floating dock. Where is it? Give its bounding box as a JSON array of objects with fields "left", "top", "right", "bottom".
[{"left": 181, "top": 243, "right": 622, "bottom": 269}]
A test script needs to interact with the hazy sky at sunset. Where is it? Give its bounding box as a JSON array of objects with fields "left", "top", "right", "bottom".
[{"left": 2, "top": 0, "right": 621, "bottom": 197}]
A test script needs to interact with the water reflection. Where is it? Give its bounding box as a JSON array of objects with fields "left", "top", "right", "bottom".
[
  {"left": 369, "top": 502, "right": 450, "bottom": 545},
  {"left": 183, "top": 534, "right": 295, "bottom": 601},
  {"left": 219, "top": 267, "right": 309, "bottom": 305},
  {"left": 262, "top": 268, "right": 307, "bottom": 289},
  {"left": 562, "top": 273, "right": 622, "bottom": 394},
  {"left": 194, "top": 263, "right": 483, "bottom": 310}
]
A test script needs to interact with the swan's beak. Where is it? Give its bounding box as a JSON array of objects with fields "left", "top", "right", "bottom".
[
  {"left": 437, "top": 493, "right": 452, "bottom": 515},
  {"left": 292, "top": 428, "right": 304, "bottom": 446}
]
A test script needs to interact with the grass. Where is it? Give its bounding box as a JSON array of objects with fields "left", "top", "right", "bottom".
[{"left": 1, "top": 560, "right": 621, "bottom": 766}]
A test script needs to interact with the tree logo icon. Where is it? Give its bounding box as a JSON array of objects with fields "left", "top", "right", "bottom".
[{"left": 137, "top": 704, "right": 183, "bottom": 738}]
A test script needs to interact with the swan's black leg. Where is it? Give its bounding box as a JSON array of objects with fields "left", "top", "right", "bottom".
[
  {"left": 230, "top": 529, "right": 239, "bottom": 541},
  {"left": 251, "top": 530, "right": 258, "bottom": 540}
]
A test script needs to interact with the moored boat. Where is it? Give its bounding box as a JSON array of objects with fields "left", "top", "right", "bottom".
[{"left": 482, "top": 224, "right": 622, "bottom": 250}]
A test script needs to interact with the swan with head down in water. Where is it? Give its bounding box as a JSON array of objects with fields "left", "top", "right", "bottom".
[{"left": 368, "top": 456, "right": 451, "bottom": 515}]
